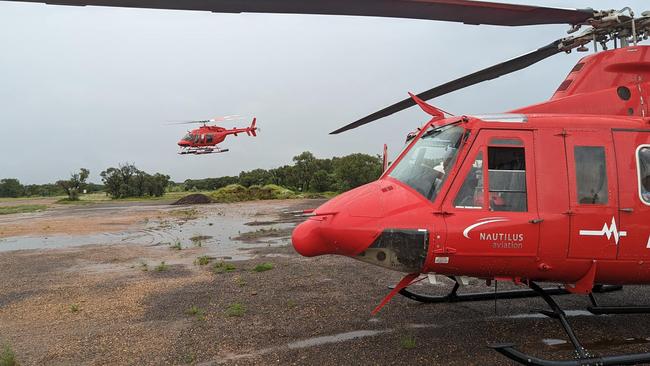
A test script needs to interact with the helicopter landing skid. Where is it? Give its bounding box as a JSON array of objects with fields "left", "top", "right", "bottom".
[
  {"left": 179, "top": 147, "right": 230, "bottom": 155},
  {"left": 391, "top": 277, "right": 621, "bottom": 304},
  {"left": 491, "top": 281, "right": 650, "bottom": 366}
]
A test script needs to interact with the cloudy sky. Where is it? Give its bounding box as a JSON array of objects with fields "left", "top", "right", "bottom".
[{"left": 0, "top": 1, "right": 648, "bottom": 184}]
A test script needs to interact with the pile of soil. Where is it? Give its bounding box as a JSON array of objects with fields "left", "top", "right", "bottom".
[{"left": 172, "top": 193, "right": 213, "bottom": 205}]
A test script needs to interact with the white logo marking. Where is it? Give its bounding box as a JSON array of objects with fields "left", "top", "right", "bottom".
[
  {"left": 646, "top": 235, "right": 650, "bottom": 249},
  {"left": 463, "top": 217, "right": 508, "bottom": 239},
  {"left": 579, "top": 217, "right": 627, "bottom": 245}
]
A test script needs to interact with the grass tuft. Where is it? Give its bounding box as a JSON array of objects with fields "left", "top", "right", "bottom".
[
  {"left": 225, "top": 303, "right": 246, "bottom": 317},
  {"left": 186, "top": 305, "right": 205, "bottom": 321},
  {"left": 0, "top": 344, "right": 19, "bottom": 366},
  {"left": 253, "top": 263, "right": 274, "bottom": 272},
  {"left": 69, "top": 304, "right": 81, "bottom": 313},
  {"left": 400, "top": 336, "right": 417, "bottom": 350},
  {"left": 169, "top": 240, "right": 182, "bottom": 251},
  {"left": 194, "top": 256, "right": 211, "bottom": 266},
  {"left": 212, "top": 262, "right": 236, "bottom": 274},
  {"left": 155, "top": 262, "right": 169, "bottom": 272}
]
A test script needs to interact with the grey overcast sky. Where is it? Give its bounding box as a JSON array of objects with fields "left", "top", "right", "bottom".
[{"left": 1, "top": 1, "right": 648, "bottom": 184}]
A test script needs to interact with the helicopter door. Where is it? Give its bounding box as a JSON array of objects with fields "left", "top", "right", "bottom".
[
  {"left": 565, "top": 130, "right": 619, "bottom": 260},
  {"left": 612, "top": 131, "right": 650, "bottom": 260},
  {"left": 442, "top": 130, "right": 539, "bottom": 258}
]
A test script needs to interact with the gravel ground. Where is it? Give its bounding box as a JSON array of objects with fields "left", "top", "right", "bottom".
[{"left": 1, "top": 200, "right": 650, "bottom": 365}]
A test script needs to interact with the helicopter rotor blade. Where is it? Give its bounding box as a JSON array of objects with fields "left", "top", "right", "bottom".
[
  {"left": 330, "top": 39, "right": 563, "bottom": 134},
  {"left": 167, "top": 115, "right": 244, "bottom": 125},
  {"left": 3, "top": 0, "right": 597, "bottom": 27}
]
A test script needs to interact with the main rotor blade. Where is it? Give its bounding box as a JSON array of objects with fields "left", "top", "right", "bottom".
[
  {"left": 4, "top": 0, "right": 596, "bottom": 26},
  {"left": 330, "top": 40, "right": 563, "bottom": 134}
]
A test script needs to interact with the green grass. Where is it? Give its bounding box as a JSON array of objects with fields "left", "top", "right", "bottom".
[
  {"left": 0, "top": 344, "right": 19, "bottom": 366},
  {"left": 169, "top": 241, "right": 182, "bottom": 251},
  {"left": 186, "top": 305, "right": 205, "bottom": 321},
  {"left": 0, "top": 205, "right": 47, "bottom": 215},
  {"left": 154, "top": 262, "right": 169, "bottom": 272},
  {"left": 138, "top": 261, "right": 149, "bottom": 272},
  {"left": 212, "top": 262, "right": 236, "bottom": 274},
  {"left": 400, "top": 336, "right": 417, "bottom": 350},
  {"left": 69, "top": 304, "right": 81, "bottom": 313},
  {"left": 189, "top": 235, "right": 212, "bottom": 247},
  {"left": 169, "top": 209, "right": 200, "bottom": 221},
  {"left": 194, "top": 256, "right": 212, "bottom": 266},
  {"left": 225, "top": 303, "right": 246, "bottom": 317},
  {"left": 253, "top": 263, "right": 274, "bottom": 273}
]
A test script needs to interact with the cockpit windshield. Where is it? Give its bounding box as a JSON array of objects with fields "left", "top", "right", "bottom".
[
  {"left": 389, "top": 123, "right": 464, "bottom": 202},
  {"left": 182, "top": 134, "right": 194, "bottom": 142}
]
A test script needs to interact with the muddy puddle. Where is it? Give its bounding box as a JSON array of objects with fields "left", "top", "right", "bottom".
[{"left": 0, "top": 203, "right": 298, "bottom": 260}]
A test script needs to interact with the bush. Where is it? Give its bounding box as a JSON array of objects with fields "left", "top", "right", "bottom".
[{"left": 211, "top": 184, "right": 250, "bottom": 203}]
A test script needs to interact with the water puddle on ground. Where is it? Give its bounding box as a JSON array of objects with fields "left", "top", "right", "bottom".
[
  {"left": 287, "top": 330, "right": 387, "bottom": 349},
  {"left": 505, "top": 310, "right": 595, "bottom": 319},
  {"left": 543, "top": 337, "right": 650, "bottom": 350},
  {"left": 0, "top": 206, "right": 295, "bottom": 260},
  {"left": 211, "top": 329, "right": 391, "bottom": 363},
  {"left": 542, "top": 338, "right": 568, "bottom": 346}
]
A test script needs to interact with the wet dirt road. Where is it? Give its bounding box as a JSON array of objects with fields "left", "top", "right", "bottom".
[{"left": 1, "top": 199, "right": 650, "bottom": 365}]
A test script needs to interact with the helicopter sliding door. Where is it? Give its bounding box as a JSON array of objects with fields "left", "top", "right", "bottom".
[
  {"left": 565, "top": 130, "right": 619, "bottom": 260},
  {"left": 612, "top": 130, "right": 650, "bottom": 260},
  {"left": 441, "top": 129, "right": 540, "bottom": 259}
]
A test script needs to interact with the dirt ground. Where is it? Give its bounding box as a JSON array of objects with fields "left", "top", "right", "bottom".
[{"left": 1, "top": 199, "right": 650, "bottom": 365}]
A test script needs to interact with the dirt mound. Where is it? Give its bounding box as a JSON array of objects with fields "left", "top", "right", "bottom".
[{"left": 173, "top": 194, "right": 213, "bottom": 205}]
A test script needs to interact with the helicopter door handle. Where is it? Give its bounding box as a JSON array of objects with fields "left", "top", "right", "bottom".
[
  {"left": 620, "top": 208, "right": 634, "bottom": 213},
  {"left": 529, "top": 218, "right": 544, "bottom": 224}
]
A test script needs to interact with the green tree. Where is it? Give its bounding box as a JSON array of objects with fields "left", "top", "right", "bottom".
[
  {"left": 0, "top": 179, "right": 24, "bottom": 198},
  {"left": 57, "top": 168, "right": 89, "bottom": 201},
  {"left": 333, "top": 153, "right": 382, "bottom": 191},
  {"left": 100, "top": 164, "right": 169, "bottom": 199},
  {"left": 293, "top": 151, "right": 318, "bottom": 192}
]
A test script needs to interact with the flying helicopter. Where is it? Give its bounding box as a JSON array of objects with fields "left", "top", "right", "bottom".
[
  {"left": 4, "top": 0, "right": 650, "bottom": 365},
  {"left": 172, "top": 115, "right": 258, "bottom": 155}
]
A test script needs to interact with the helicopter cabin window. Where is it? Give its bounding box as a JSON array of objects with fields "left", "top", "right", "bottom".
[
  {"left": 182, "top": 134, "right": 193, "bottom": 142},
  {"left": 638, "top": 146, "right": 650, "bottom": 205},
  {"left": 454, "top": 152, "right": 484, "bottom": 209},
  {"left": 487, "top": 145, "right": 527, "bottom": 212},
  {"left": 574, "top": 146, "right": 608, "bottom": 205},
  {"left": 206, "top": 134, "right": 214, "bottom": 144},
  {"left": 389, "top": 123, "right": 464, "bottom": 202}
]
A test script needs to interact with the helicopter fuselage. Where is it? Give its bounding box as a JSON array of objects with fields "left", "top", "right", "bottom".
[{"left": 293, "top": 113, "right": 650, "bottom": 291}]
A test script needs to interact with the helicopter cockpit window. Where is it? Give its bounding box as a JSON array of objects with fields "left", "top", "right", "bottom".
[
  {"left": 389, "top": 124, "right": 464, "bottom": 202},
  {"left": 454, "top": 152, "right": 484, "bottom": 209},
  {"left": 638, "top": 146, "right": 650, "bottom": 205},
  {"left": 575, "top": 146, "right": 608, "bottom": 205},
  {"left": 182, "top": 134, "right": 193, "bottom": 142},
  {"left": 488, "top": 146, "right": 527, "bottom": 212}
]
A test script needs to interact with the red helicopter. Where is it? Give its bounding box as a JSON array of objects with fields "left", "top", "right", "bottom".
[
  {"left": 173, "top": 116, "right": 258, "bottom": 155},
  {"left": 6, "top": 0, "right": 650, "bottom": 364}
]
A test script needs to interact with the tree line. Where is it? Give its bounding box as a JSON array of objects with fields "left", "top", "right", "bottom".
[
  {"left": 1, "top": 151, "right": 382, "bottom": 199},
  {"left": 183, "top": 151, "right": 382, "bottom": 193}
]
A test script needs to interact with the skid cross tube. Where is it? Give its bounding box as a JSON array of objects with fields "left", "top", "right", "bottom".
[
  {"left": 392, "top": 277, "right": 621, "bottom": 304},
  {"left": 587, "top": 292, "right": 650, "bottom": 315},
  {"left": 492, "top": 281, "right": 650, "bottom": 366}
]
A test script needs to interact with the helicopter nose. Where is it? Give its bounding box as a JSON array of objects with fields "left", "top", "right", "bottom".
[
  {"left": 292, "top": 182, "right": 383, "bottom": 257},
  {"left": 292, "top": 180, "right": 433, "bottom": 274}
]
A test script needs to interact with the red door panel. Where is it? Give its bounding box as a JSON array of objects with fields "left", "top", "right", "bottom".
[
  {"left": 613, "top": 131, "right": 650, "bottom": 260},
  {"left": 565, "top": 129, "right": 619, "bottom": 260}
]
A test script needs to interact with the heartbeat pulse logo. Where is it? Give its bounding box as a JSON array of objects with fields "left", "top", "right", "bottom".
[{"left": 579, "top": 217, "right": 627, "bottom": 245}]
